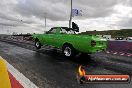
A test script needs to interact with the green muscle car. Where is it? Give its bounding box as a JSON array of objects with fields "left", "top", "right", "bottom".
[{"left": 32, "top": 23, "right": 107, "bottom": 57}]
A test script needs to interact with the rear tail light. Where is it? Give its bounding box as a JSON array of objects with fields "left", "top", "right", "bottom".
[{"left": 91, "top": 40, "right": 96, "bottom": 47}]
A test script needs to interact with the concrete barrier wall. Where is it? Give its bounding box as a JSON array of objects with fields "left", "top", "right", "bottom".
[{"left": 107, "top": 40, "right": 132, "bottom": 53}]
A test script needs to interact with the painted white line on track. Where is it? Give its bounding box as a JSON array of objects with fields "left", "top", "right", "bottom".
[
  {"left": 128, "top": 54, "right": 132, "bottom": 57},
  {"left": 7, "top": 62, "right": 38, "bottom": 88},
  {"left": 106, "top": 51, "right": 110, "bottom": 53},
  {"left": 113, "top": 52, "right": 117, "bottom": 54},
  {"left": 106, "top": 51, "right": 132, "bottom": 57},
  {"left": 120, "top": 53, "right": 125, "bottom": 56}
]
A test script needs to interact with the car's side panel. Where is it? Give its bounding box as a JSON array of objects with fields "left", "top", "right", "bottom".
[{"left": 51, "top": 34, "right": 92, "bottom": 53}]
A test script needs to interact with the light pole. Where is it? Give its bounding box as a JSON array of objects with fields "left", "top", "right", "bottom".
[
  {"left": 69, "top": 0, "right": 72, "bottom": 28},
  {"left": 45, "top": 13, "right": 47, "bottom": 30}
]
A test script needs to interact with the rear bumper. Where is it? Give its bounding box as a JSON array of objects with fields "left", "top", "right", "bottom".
[
  {"left": 91, "top": 48, "right": 106, "bottom": 53},
  {"left": 85, "top": 46, "right": 107, "bottom": 54}
]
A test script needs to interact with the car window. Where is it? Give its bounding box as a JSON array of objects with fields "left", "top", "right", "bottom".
[
  {"left": 48, "top": 28, "right": 56, "bottom": 34},
  {"left": 60, "top": 27, "right": 75, "bottom": 34},
  {"left": 67, "top": 30, "right": 75, "bottom": 34},
  {"left": 60, "top": 28, "right": 67, "bottom": 34}
]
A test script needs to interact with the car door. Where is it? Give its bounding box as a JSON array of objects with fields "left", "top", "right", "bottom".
[
  {"left": 43, "top": 27, "right": 57, "bottom": 46},
  {"left": 55, "top": 27, "right": 70, "bottom": 47},
  {"left": 50, "top": 27, "right": 62, "bottom": 47}
]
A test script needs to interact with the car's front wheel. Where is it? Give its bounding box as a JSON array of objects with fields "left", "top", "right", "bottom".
[
  {"left": 35, "top": 40, "right": 41, "bottom": 49},
  {"left": 62, "top": 44, "right": 76, "bottom": 58}
]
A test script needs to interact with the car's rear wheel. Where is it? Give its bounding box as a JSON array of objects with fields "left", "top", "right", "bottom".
[
  {"left": 62, "top": 44, "right": 76, "bottom": 58},
  {"left": 35, "top": 39, "right": 41, "bottom": 49}
]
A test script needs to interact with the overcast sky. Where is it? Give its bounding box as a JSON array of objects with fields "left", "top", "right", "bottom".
[{"left": 0, "top": 0, "right": 132, "bottom": 34}]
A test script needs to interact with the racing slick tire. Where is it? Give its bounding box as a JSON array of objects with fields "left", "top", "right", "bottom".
[
  {"left": 62, "top": 44, "right": 76, "bottom": 58},
  {"left": 35, "top": 39, "right": 41, "bottom": 49}
]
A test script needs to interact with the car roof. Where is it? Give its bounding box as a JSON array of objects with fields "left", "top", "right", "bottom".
[
  {"left": 51, "top": 27, "right": 68, "bottom": 29},
  {"left": 51, "top": 27, "right": 73, "bottom": 31}
]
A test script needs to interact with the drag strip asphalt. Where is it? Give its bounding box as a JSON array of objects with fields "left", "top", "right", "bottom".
[{"left": 0, "top": 41, "right": 132, "bottom": 88}]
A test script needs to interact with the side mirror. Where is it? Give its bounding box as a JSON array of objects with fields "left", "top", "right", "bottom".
[{"left": 72, "top": 22, "right": 79, "bottom": 32}]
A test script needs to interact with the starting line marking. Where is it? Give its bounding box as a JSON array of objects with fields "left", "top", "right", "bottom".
[
  {"left": 106, "top": 51, "right": 132, "bottom": 57},
  {"left": 7, "top": 62, "right": 38, "bottom": 88}
]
